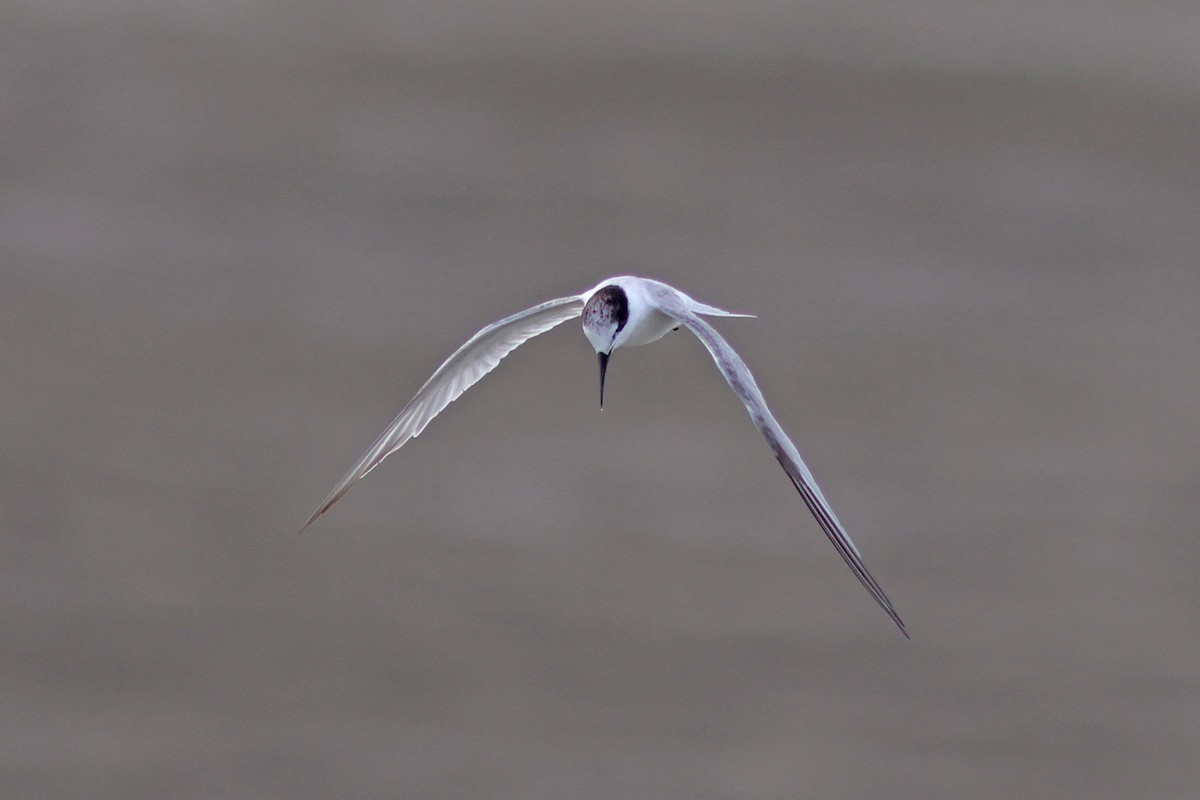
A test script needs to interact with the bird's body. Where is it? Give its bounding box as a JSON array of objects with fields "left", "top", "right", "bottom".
[
  {"left": 586, "top": 276, "right": 680, "bottom": 348},
  {"left": 304, "top": 276, "right": 908, "bottom": 636}
]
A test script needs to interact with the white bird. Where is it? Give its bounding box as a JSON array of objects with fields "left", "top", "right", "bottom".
[{"left": 303, "top": 276, "right": 907, "bottom": 636}]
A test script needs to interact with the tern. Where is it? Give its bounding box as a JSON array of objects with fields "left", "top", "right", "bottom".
[{"left": 303, "top": 276, "right": 907, "bottom": 636}]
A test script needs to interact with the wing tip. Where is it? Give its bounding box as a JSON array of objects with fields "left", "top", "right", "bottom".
[
  {"left": 299, "top": 482, "right": 355, "bottom": 534},
  {"left": 299, "top": 504, "right": 327, "bottom": 534}
]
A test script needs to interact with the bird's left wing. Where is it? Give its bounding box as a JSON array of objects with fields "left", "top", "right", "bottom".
[
  {"left": 652, "top": 288, "right": 908, "bottom": 636},
  {"left": 303, "top": 294, "right": 586, "bottom": 530}
]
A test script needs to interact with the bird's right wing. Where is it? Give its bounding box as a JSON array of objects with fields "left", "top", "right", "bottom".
[{"left": 303, "top": 294, "right": 586, "bottom": 530}]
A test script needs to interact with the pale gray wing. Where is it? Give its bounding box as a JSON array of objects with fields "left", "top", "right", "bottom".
[
  {"left": 657, "top": 296, "right": 908, "bottom": 637},
  {"left": 303, "top": 294, "right": 586, "bottom": 530}
]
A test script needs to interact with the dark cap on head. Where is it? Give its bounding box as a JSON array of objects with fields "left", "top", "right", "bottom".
[{"left": 582, "top": 285, "right": 629, "bottom": 337}]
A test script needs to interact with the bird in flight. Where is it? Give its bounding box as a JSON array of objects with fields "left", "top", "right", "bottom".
[{"left": 303, "top": 276, "right": 907, "bottom": 636}]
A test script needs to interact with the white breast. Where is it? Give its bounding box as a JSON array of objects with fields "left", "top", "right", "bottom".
[{"left": 612, "top": 278, "right": 680, "bottom": 348}]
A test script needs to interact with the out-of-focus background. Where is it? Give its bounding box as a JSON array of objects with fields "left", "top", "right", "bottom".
[{"left": 4, "top": 2, "right": 1199, "bottom": 797}]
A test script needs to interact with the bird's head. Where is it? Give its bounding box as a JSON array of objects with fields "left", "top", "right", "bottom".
[{"left": 581, "top": 284, "right": 629, "bottom": 408}]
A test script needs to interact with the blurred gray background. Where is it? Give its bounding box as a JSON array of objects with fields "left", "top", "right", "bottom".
[{"left": 4, "top": 2, "right": 1199, "bottom": 798}]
